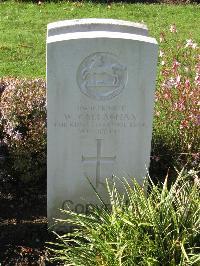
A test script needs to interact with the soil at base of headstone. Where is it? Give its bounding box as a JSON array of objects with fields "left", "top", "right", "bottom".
[{"left": 0, "top": 175, "right": 57, "bottom": 265}]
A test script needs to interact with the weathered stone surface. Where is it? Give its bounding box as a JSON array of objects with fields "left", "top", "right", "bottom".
[{"left": 47, "top": 20, "right": 157, "bottom": 226}]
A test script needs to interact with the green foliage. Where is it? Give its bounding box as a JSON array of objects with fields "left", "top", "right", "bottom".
[
  {"left": 48, "top": 170, "right": 200, "bottom": 265},
  {"left": 152, "top": 24, "right": 200, "bottom": 172},
  {"left": 0, "top": 2, "right": 200, "bottom": 77},
  {"left": 0, "top": 23, "right": 199, "bottom": 183},
  {"left": 0, "top": 78, "right": 46, "bottom": 183},
  {"left": 0, "top": 1, "right": 199, "bottom": 180}
]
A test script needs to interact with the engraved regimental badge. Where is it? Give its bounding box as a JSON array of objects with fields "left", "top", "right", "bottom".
[{"left": 77, "top": 52, "right": 127, "bottom": 101}]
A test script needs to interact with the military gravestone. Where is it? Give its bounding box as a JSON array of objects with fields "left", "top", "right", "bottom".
[{"left": 47, "top": 19, "right": 158, "bottom": 224}]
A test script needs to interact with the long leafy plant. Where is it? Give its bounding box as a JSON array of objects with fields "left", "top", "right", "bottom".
[{"left": 48, "top": 170, "right": 200, "bottom": 266}]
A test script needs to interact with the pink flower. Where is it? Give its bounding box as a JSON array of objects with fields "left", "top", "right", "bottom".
[
  {"left": 163, "top": 77, "right": 176, "bottom": 89},
  {"left": 163, "top": 76, "right": 181, "bottom": 89},
  {"left": 172, "top": 60, "right": 180, "bottom": 71},
  {"left": 196, "top": 63, "right": 200, "bottom": 72},
  {"left": 180, "top": 120, "right": 189, "bottom": 129},
  {"left": 196, "top": 115, "right": 200, "bottom": 126},
  {"left": 164, "top": 93, "right": 170, "bottom": 99},
  {"left": 185, "top": 39, "right": 198, "bottom": 49},
  {"left": 175, "top": 101, "right": 185, "bottom": 111},
  {"left": 185, "top": 79, "right": 190, "bottom": 88},
  {"left": 195, "top": 73, "right": 200, "bottom": 85},
  {"left": 179, "top": 102, "right": 185, "bottom": 111},
  {"left": 185, "top": 39, "right": 193, "bottom": 47},
  {"left": 175, "top": 75, "right": 181, "bottom": 87},
  {"left": 170, "top": 24, "right": 177, "bottom": 33}
]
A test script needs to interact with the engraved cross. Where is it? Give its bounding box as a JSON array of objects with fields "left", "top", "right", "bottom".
[{"left": 82, "top": 139, "right": 116, "bottom": 187}]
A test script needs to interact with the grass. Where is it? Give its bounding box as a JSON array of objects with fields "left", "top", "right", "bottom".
[{"left": 0, "top": 1, "right": 200, "bottom": 77}]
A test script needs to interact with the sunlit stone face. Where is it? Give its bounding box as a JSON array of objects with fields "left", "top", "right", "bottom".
[{"left": 47, "top": 20, "right": 158, "bottom": 228}]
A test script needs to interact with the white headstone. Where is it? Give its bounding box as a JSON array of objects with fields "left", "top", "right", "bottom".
[
  {"left": 47, "top": 18, "right": 148, "bottom": 37},
  {"left": 47, "top": 19, "right": 158, "bottom": 226}
]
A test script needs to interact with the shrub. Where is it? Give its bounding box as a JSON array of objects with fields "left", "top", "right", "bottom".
[
  {"left": 0, "top": 78, "right": 46, "bottom": 183},
  {"left": 48, "top": 170, "right": 200, "bottom": 265},
  {"left": 152, "top": 24, "right": 200, "bottom": 172}
]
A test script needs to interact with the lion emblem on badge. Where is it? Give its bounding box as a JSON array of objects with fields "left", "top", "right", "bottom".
[{"left": 77, "top": 52, "right": 127, "bottom": 101}]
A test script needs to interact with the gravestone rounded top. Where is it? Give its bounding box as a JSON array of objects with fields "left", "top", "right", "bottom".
[{"left": 47, "top": 18, "right": 148, "bottom": 37}]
